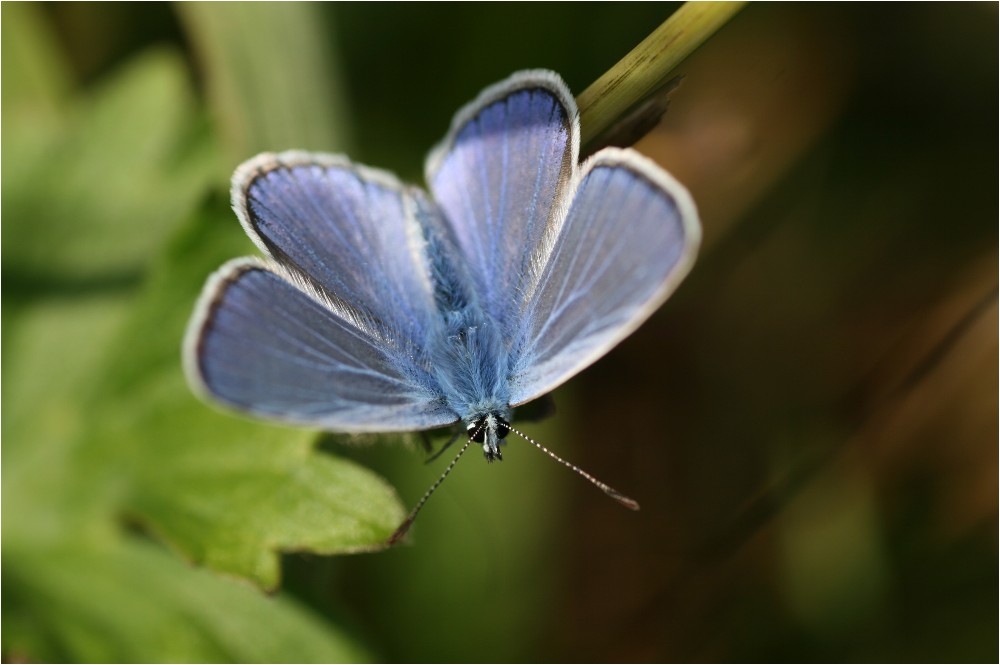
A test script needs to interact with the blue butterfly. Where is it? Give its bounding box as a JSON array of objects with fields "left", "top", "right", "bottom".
[{"left": 184, "top": 70, "right": 701, "bottom": 542}]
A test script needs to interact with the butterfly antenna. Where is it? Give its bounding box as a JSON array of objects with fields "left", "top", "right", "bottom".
[
  {"left": 387, "top": 426, "right": 481, "bottom": 546},
  {"left": 507, "top": 424, "right": 640, "bottom": 511}
]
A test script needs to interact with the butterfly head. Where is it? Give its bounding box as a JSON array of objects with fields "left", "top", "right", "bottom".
[{"left": 466, "top": 412, "right": 512, "bottom": 462}]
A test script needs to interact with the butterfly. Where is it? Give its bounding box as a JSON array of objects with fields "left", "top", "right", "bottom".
[{"left": 183, "top": 69, "right": 701, "bottom": 543}]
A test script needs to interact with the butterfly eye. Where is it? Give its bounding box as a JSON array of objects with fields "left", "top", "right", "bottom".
[
  {"left": 466, "top": 415, "right": 511, "bottom": 442},
  {"left": 466, "top": 420, "right": 486, "bottom": 443}
]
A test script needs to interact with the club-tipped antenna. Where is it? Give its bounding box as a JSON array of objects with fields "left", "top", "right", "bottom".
[
  {"left": 387, "top": 426, "right": 480, "bottom": 546},
  {"left": 506, "top": 424, "right": 640, "bottom": 511}
]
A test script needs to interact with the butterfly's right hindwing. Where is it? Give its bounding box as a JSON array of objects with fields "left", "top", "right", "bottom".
[{"left": 185, "top": 259, "right": 457, "bottom": 432}]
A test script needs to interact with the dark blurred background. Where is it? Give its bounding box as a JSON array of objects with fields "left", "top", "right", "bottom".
[{"left": 3, "top": 3, "right": 997, "bottom": 662}]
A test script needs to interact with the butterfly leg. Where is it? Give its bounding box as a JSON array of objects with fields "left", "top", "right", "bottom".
[{"left": 424, "top": 427, "right": 463, "bottom": 464}]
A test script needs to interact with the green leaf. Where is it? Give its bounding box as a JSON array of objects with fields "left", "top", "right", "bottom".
[
  {"left": 2, "top": 47, "right": 219, "bottom": 283},
  {"left": 179, "top": 3, "right": 351, "bottom": 161},
  {"left": 5, "top": 536, "right": 369, "bottom": 663},
  {"left": 127, "top": 404, "right": 406, "bottom": 589}
]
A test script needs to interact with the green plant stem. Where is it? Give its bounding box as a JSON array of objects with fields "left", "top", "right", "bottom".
[{"left": 577, "top": 1, "right": 746, "bottom": 146}]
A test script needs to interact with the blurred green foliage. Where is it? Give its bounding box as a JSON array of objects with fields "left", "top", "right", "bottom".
[
  {"left": 2, "top": 2, "right": 997, "bottom": 663},
  {"left": 2, "top": 3, "right": 407, "bottom": 659}
]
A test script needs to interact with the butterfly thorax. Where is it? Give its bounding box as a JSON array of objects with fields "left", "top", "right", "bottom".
[{"left": 431, "top": 305, "right": 513, "bottom": 457}]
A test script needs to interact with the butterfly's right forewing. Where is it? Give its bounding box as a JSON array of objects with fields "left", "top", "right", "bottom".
[{"left": 233, "top": 152, "right": 441, "bottom": 351}]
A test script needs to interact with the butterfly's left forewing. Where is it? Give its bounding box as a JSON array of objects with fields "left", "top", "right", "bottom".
[{"left": 508, "top": 148, "right": 701, "bottom": 406}]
